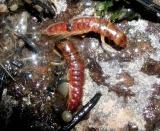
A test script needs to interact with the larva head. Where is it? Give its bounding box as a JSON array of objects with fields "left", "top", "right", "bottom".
[
  {"left": 114, "top": 32, "right": 127, "bottom": 48},
  {"left": 106, "top": 22, "right": 127, "bottom": 48}
]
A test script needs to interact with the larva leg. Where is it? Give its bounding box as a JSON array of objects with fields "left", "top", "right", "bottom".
[{"left": 100, "top": 35, "right": 117, "bottom": 53}]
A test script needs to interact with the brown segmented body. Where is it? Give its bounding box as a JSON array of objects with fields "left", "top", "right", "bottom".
[
  {"left": 43, "top": 17, "right": 127, "bottom": 111},
  {"left": 44, "top": 22, "right": 69, "bottom": 36},
  {"left": 56, "top": 40, "right": 85, "bottom": 111},
  {"left": 43, "top": 17, "right": 127, "bottom": 47}
]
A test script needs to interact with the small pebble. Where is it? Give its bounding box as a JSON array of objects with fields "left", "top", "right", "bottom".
[
  {"left": 18, "top": 39, "right": 25, "bottom": 48},
  {"left": 141, "top": 58, "right": 160, "bottom": 76},
  {"left": 34, "top": 5, "right": 43, "bottom": 12},
  {"left": 128, "top": 122, "right": 138, "bottom": 131},
  {"left": 58, "top": 82, "right": 69, "bottom": 97},
  {"left": 62, "top": 110, "right": 73, "bottom": 122},
  {"left": 117, "top": 72, "right": 134, "bottom": 87},
  {"left": 0, "top": 4, "right": 8, "bottom": 13},
  {"left": 10, "top": 4, "right": 18, "bottom": 11}
]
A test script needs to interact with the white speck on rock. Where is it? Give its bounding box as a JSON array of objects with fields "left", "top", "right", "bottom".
[
  {"left": 79, "top": 7, "right": 95, "bottom": 16},
  {"left": 128, "top": 19, "right": 148, "bottom": 34},
  {"left": 51, "top": 0, "right": 67, "bottom": 14},
  {"left": 22, "top": 95, "right": 31, "bottom": 105},
  {"left": 149, "top": 33, "right": 160, "bottom": 61}
]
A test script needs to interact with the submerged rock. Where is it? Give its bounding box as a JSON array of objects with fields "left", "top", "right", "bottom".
[{"left": 141, "top": 58, "right": 160, "bottom": 76}]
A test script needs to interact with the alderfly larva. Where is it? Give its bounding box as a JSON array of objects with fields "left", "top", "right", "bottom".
[
  {"left": 43, "top": 17, "right": 127, "bottom": 47},
  {"left": 56, "top": 40, "right": 85, "bottom": 111}
]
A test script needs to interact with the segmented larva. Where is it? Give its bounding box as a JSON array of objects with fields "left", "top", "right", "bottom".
[
  {"left": 43, "top": 17, "right": 127, "bottom": 47},
  {"left": 56, "top": 40, "right": 85, "bottom": 111}
]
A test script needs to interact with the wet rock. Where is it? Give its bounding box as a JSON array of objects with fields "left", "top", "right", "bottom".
[
  {"left": 115, "top": 123, "right": 138, "bottom": 131},
  {"left": 116, "top": 72, "right": 134, "bottom": 87},
  {"left": 14, "top": 11, "right": 30, "bottom": 35},
  {"left": 86, "top": 127, "right": 98, "bottom": 131},
  {"left": 74, "top": 37, "right": 101, "bottom": 60},
  {"left": 136, "top": 41, "right": 154, "bottom": 55},
  {"left": 143, "top": 84, "right": 160, "bottom": 130},
  {"left": 97, "top": 52, "right": 112, "bottom": 62},
  {"left": 128, "top": 122, "right": 138, "bottom": 131},
  {"left": 22, "top": 0, "right": 56, "bottom": 21},
  {"left": 153, "top": 121, "right": 160, "bottom": 131},
  {"left": 108, "top": 84, "right": 135, "bottom": 99},
  {"left": 55, "top": 1, "right": 84, "bottom": 21},
  {"left": 141, "top": 58, "right": 160, "bottom": 76},
  {"left": 117, "top": 41, "right": 154, "bottom": 62},
  {"left": 87, "top": 58, "right": 109, "bottom": 86},
  {"left": 116, "top": 51, "right": 134, "bottom": 62}
]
